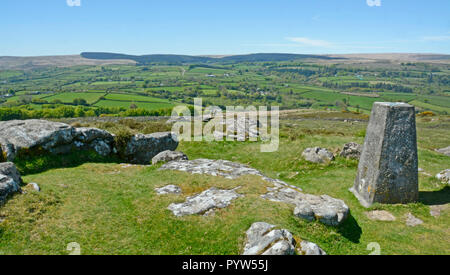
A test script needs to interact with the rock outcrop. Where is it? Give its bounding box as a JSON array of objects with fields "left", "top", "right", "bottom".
[
  {"left": 73, "top": 127, "right": 115, "bottom": 156},
  {"left": 208, "top": 116, "right": 261, "bottom": 141},
  {"left": 302, "top": 147, "right": 334, "bottom": 163},
  {"left": 0, "top": 120, "right": 115, "bottom": 160},
  {"left": 436, "top": 169, "right": 449, "bottom": 184},
  {"left": 0, "top": 120, "right": 76, "bottom": 161},
  {"left": 124, "top": 132, "right": 178, "bottom": 164},
  {"left": 159, "top": 158, "right": 298, "bottom": 188},
  {"left": 340, "top": 142, "right": 362, "bottom": 159},
  {"left": 160, "top": 159, "right": 349, "bottom": 226},
  {"left": 0, "top": 162, "right": 22, "bottom": 205},
  {"left": 365, "top": 210, "right": 396, "bottom": 221},
  {"left": 152, "top": 150, "right": 188, "bottom": 165},
  {"left": 223, "top": 116, "right": 260, "bottom": 141},
  {"left": 242, "top": 222, "right": 326, "bottom": 255},
  {"left": 0, "top": 119, "right": 179, "bottom": 165},
  {"left": 167, "top": 187, "right": 242, "bottom": 216}
]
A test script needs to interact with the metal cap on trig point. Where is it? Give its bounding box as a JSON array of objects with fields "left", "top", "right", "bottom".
[{"left": 350, "top": 102, "right": 418, "bottom": 207}]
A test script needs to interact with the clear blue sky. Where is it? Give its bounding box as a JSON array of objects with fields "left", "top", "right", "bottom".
[{"left": 1, "top": 0, "right": 449, "bottom": 56}]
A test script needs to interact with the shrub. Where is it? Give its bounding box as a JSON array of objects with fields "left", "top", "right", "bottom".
[
  {"left": 114, "top": 128, "right": 133, "bottom": 158},
  {"left": 356, "top": 129, "right": 366, "bottom": 138},
  {"left": 417, "top": 111, "right": 436, "bottom": 117}
]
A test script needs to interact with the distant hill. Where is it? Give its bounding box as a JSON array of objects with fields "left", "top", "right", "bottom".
[
  {"left": 80, "top": 52, "right": 338, "bottom": 64},
  {"left": 0, "top": 55, "right": 135, "bottom": 70},
  {"left": 1, "top": 52, "right": 449, "bottom": 70},
  {"left": 81, "top": 52, "right": 212, "bottom": 64},
  {"left": 326, "top": 53, "right": 450, "bottom": 62}
]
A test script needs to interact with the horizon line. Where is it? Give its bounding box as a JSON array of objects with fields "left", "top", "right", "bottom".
[{"left": 1, "top": 51, "right": 450, "bottom": 58}]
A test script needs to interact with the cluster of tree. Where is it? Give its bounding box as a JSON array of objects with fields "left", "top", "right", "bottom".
[
  {"left": 322, "top": 81, "right": 413, "bottom": 93},
  {"left": 0, "top": 105, "right": 173, "bottom": 121}
]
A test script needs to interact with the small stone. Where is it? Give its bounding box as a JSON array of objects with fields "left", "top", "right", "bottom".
[
  {"left": 436, "top": 169, "right": 450, "bottom": 184},
  {"left": 28, "top": 182, "right": 40, "bottom": 192},
  {"left": 365, "top": 210, "right": 396, "bottom": 221},
  {"left": 203, "top": 209, "right": 216, "bottom": 217},
  {"left": 242, "top": 222, "right": 326, "bottom": 255},
  {"left": 152, "top": 150, "right": 188, "bottom": 165},
  {"left": 298, "top": 241, "right": 327, "bottom": 255},
  {"left": 155, "top": 185, "right": 182, "bottom": 195},
  {"left": 302, "top": 147, "right": 334, "bottom": 163},
  {"left": 429, "top": 205, "right": 447, "bottom": 218},
  {"left": 435, "top": 146, "right": 450, "bottom": 157},
  {"left": 340, "top": 142, "right": 362, "bottom": 159},
  {"left": 242, "top": 222, "right": 294, "bottom": 255},
  {"left": 406, "top": 213, "right": 423, "bottom": 227}
]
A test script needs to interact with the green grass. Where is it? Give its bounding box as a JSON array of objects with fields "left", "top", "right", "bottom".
[{"left": 0, "top": 111, "right": 448, "bottom": 255}]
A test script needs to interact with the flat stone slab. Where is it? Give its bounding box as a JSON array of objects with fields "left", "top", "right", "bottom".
[
  {"left": 276, "top": 191, "right": 349, "bottom": 226},
  {"left": 167, "top": 187, "right": 243, "bottom": 216},
  {"left": 365, "top": 210, "right": 396, "bottom": 221},
  {"left": 159, "top": 158, "right": 296, "bottom": 188},
  {"left": 242, "top": 222, "right": 326, "bottom": 255},
  {"left": 435, "top": 146, "right": 450, "bottom": 157},
  {"left": 155, "top": 185, "right": 182, "bottom": 195},
  {"left": 160, "top": 159, "right": 349, "bottom": 226},
  {"left": 406, "top": 213, "right": 423, "bottom": 227}
]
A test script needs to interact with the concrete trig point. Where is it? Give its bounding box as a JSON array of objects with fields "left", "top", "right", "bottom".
[{"left": 350, "top": 102, "right": 418, "bottom": 207}]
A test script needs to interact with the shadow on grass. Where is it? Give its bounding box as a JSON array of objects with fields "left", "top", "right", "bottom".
[
  {"left": 337, "top": 211, "right": 362, "bottom": 243},
  {"left": 419, "top": 186, "right": 450, "bottom": 205},
  {"left": 14, "top": 150, "right": 121, "bottom": 176}
]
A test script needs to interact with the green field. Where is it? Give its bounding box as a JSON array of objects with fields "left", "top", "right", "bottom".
[
  {"left": 104, "top": 93, "right": 172, "bottom": 103},
  {"left": 1, "top": 58, "right": 449, "bottom": 119},
  {"left": 44, "top": 92, "right": 106, "bottom": 104},
  {"left": 94, "top": 100, "right": 174, "bottom": 110}
]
